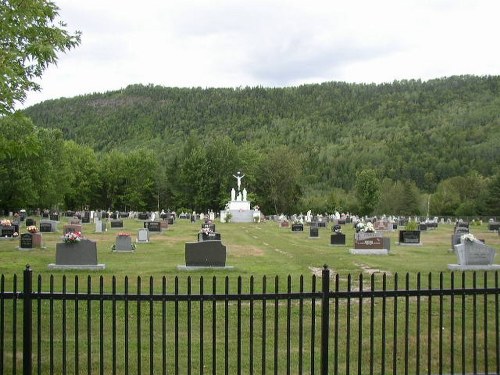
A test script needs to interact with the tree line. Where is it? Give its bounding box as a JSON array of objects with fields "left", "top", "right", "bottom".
[{"left": 1, "top": 111, "right": 499, "bottom": 217}]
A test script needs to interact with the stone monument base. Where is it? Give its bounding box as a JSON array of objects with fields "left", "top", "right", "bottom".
[
  {"left": 177, "top": 265, "right": 235, "bottom": 271},
  {"left": 349, "top": 249, "right": 389, "bottom": 255},
  {"left": 48, "top": 264, "right": 106, "bottom": 270},
  {"left": 447, "top": 264, "right": 500, "bottom": 271}
]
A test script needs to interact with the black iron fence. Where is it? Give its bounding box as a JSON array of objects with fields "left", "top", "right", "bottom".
[{"left": 1, "top": 266, "right": 499, "bottom": 375}]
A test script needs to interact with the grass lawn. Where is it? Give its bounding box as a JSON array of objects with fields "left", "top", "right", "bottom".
[{"left": 1, "top": 217, "right": 499, "bottom": 374}]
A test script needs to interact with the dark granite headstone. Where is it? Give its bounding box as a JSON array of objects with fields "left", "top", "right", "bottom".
[
  {"left": 198, "top": 232, "right": 221, "bottom": 241},
  {"left": 309, "top": 227, "right": 319, "bottom": 238},
  {"left": 25, "top": 218, "right": 35, "bottom": 226},
  {"left": 55, "top": 239, "right": 98, "bottom": 265},
  {"left": 146, "top": 221, "right": 161, "bottom": 232},
  {"left": 398, "top": 230, "right": 421, "bottom": 244},
  {"left": 39, "top": 222, "right": 53, "bottom": 232},
  {"left": 185, "top": 241, "right": 226, "bottom": 267},
  {"left": 291, "top": 224, "right": 304, "bottom": 232},
  {"left": 202, "top": 223, "right": 216, "bottom": 232},
  {"left": 330, "top": 233, "right": 346, "bottom": 245},
  {"left": 1, "top": 226, "right": 15, "bottom": 237},
  {"left": 49, "top": 213, "right": 59, "bottom": 221},
  {"left": 110, "top": 220, "right": 123, "bottom": 228},
  {"left": 19, "top": 233, "right": 33, "bottom": 248}
]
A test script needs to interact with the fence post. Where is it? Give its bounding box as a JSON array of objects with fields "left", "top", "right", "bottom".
[
  {"left": 321, "top": 264, "right": 330, "bottom": 375},
  {"left": 23, "top": 265, "right": 33, "bottom": 375}
]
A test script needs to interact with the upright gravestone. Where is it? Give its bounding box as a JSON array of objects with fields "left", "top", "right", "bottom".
[
  {"left": 49, "top": 239, "right": 105, "bottom": 270},
  {"left": 145, "top": 221, "right": 161, "bottom": 232},
  {"left": 110, "top": 219, "right": 124, "bottom": 228},
  {"left": 449, "top": 236, "right": 500, "bottom": 270},
  {"left": 95, "top": 220, "right": 106, "bottom": 233},
  {"left": 309, "top": 226, "right": 319, "bottom": 239},
  {"left": 137, "top": 228, "right": 150, "bottom": 243},
  {"left": 113, "top": 234, "right": 135, "bottom": 252},
  {"left": 350, "top": 232, "right": 390, "bottom": 255}
]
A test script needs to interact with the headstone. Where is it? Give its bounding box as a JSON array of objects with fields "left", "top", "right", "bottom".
[
  {"left": 449, "top": 237, "right": 500, "bottom": 270},
  {"left": 418, "top": 223, "right": 427, "bottom": 231},
  {"left": 95, "top": 220, "right": 106, "bottom": 233},
  {"left": 1, "top": 226, "right": 15, "bottom": 237},
  {"left": 184, "top": 241, "right": 227, "bottom": 267},
  {"left": 198, "top": 232, "right": 221, "bottom": 241},
  {"left": 137, "top": 228, "right": 150, "bottom": 243},
  {"left": 81, "top": 212, "right": 90, "bottom": 223},
  {"left": 291, "top": 223, "right": 304, "bottom": 232},
  {"left": 25, "top": 218, "right": 35, "bottom": 226},
  {"left": 49, "top": 213, "right": 59, "bottom": 221},
  {"left": 113, "top": 235, "right": 134, "bottom": 251},
  {"left": 19, "top": 233, "right": 33, "bottom": 249},
  {"left": 202, "top": 223, "right": 216, "bottom": 232},
  {"left": 488, "top": 222, "right": 500, "bottom": 231},
  {"left": 160, "top": 220, "right": 168, "bottom": 230},
  {"left": 49, "top": 239, "right": 105, "bottom": 270},
  {"left": 398, "top": 230, "right": 422, "bottom": 245},
  {"left": 138, "top": 212, "right": 149, "bottom": 220},
  {"left": 330, "top": 233, "right": 346, "bottom": 245},
  {"left": 110, "top": 220, "right": 124, "bottom": 228},
  {"left": 350, "top": 232, "right": 389, "bottom": 255},
  {"left": 309, "top": 226, "right": 319, "bottom": 238},
  {"left": 145, "top": 221, "right": 161, "bottom": 232},
  {"left": 280, "top": 221, "right": 290, "bottom": 228}
]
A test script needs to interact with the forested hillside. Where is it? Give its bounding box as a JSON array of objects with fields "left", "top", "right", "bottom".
[
  {"left": 13, "top": 75, "right": 499, "bottom": 216},
  {"left": 25, "top": 75, "right": 500, "bottom": 193}
]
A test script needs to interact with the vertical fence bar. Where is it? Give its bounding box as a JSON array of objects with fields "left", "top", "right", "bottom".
[
  {"left": 393, "top": 273, "right": 398, "bottom": 375},
  {"left": 286, "top": 275, "right": 291, "bottom": 375},
  {"left": 13, "top": 275, "right": 18, "bottom": 375},
  {"left": 450, "top": 272, "right": 454, "bottom": 375},
  {"left": 50, "top": 275, "right": 54, "bottom": 375},
  {"left": 310, "top": 275, "right": 316, "bottom": 375},
  {"left": 74, "top": 276, "right": 79, "bottom": 375},
  {"left": 174, "top": 277, "right": 179, "bottom": 375},
  {"left": 404, "top": 274, "right": 409, "bottom": 375},
  {"left": 483, "top": 272, "right": 488, "bottom": 375},
  {"left": 415, "top": 273, "right": 421, "bottom": 375},
  {"left": 187, "top": 277, "right": 192, "bottom": 375},
  {"left": 461, "top": 272, "right": 465, "bottom": 374},
  {"left": 137, "top": 277, "right": 142, "bottom": 375},
  {"left": 124, "top": 276, "right": 129, "bottom": 375},
  {"left": 62, "top": 276, "right": 67, "bottom": 375},
  {"left": 23, "top": 266, "right": 33, "bottom": 375},
  {"left": 472, "top": 272, "right": 477, "bottom": 375},
  {"left": 200, "top": 277, "right": 204, "bottom": 375},
  {"left": 237, "top": 276, "right": 242, "bottom": 375},
  {"left": 298, "top": 275, "right": 304, "bottom": 375},
  {"left": 99, "top": 276, "right": 104, "bottom": 375},
  {"left": 438, "top": 273, "right": 443, "bottom": 375},
  {"left": 381, "top": 274, "right": 386, "bottom": 375},
  {"left": 321, "top": 266, "right": 330, "bottom": 375},
  {"left": 112, "top": 277, "right": 116, "bottom": 375},
  {"left": 426, "top": 273, "right": 431, "bottom": 375},
  {"left": 273, "top": 276, "right": 279, "bottom": 375},
  {"left": 162, "top": 277, "right": 167, "bottom": 375},
  {"left": 346, "top": 274, "right": 351, "bottom": 375},
  {"left": 262, "top": 276, "right": 267, "bottom": 375},
  {"left": 212, "top": 276, "right": 217, "bottom": 375},
  {"left": 357, "top": 273, "right": 363, "bottom": 375},
  {"left": 87, "top": 276, "right": 92, "bottom": 375},
  {"left": 249, "top": 276, "right": 254, "bottom": 375},
  {"left": 224, "top": 277, "right": 229, "bottom": 375},
  {"left": 36, "top": 275, "right": 41, "bottom": 375},
  {"left": 369, "top": 274, "right": 375, "bottom": 375},
  {"left": 149, "top": 276, "right": 154, "bottom": 375},
  {"left": 333, "top": 273, "right": 339, "bottom": 375}
]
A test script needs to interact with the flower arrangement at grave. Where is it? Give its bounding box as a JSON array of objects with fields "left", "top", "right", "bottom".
[
  {"left": 1, "top": 219, "right": 11, "bottom": 226},
  {"left": 461, "top": 233, "right": 476, "bottom": 242},
  {"left": 27, "top": 225, "right": 39, "bottom": 233},
  {"left": 200, "top": 227, "right": 213, "bottom": 235},
  {"left": 117, "top": 232, "right": 131, "bottom": 237},
  {"left": 333, "top": 224, "right": 342, "bottom": 233},
  {"left": 356, "top": 222, "right": 376, "bottom": 233},
  {"left": 63, "top": 231, "right": 82, "bottom": 244}
]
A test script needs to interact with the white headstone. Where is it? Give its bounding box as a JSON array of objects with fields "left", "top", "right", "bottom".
[{"left": 137, "top": 228, "right": 149, "bottom": 243}]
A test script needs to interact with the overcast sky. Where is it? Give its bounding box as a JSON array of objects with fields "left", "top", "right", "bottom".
[{"left": 19, "top": 0, "right": 500, "bottom": 109}]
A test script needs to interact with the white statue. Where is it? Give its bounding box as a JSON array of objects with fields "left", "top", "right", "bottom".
[
  {"left": 231, "top": 188, "right": 236, "bottom": 201},
  {"left": 233, "top": 171, "right": 245, "bottom": 191},
  {"left": 242, "top": 188, "right": 247, "bottom": 201},
  {"left": 237, "top": 192, "right": 242, "bottom": 201}
]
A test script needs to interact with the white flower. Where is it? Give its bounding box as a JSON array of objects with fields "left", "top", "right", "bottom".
[{"left": 461, "top": 233, "right": 476, "bottom": 242}]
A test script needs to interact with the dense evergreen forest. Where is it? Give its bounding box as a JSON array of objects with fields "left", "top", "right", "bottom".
[{"left": 6, "top": 75, "right": 500, "bottom": 216}]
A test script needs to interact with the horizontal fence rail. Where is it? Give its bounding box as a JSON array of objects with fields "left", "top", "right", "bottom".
[{"left": 0, "top": 266, "right": 499, "bottom": 375}]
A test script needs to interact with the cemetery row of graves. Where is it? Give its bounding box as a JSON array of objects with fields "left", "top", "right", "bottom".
[{"left": 0, "top": 210, "right": 499, "bottom": 279}]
